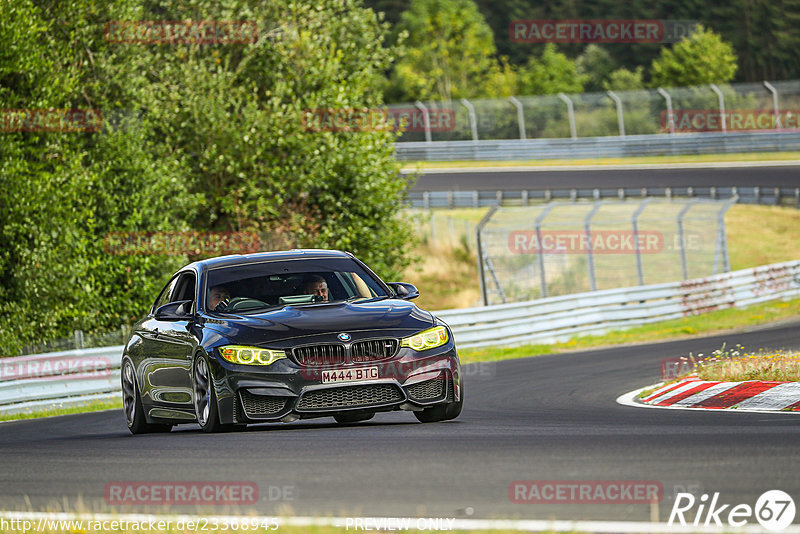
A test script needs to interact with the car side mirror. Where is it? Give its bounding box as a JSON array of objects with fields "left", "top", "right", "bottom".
[
  {"left": 155, "top": 300, "right": 194, "bottom": 320},
  {"left": 387, "top": 282, "right": 420, "bottom": 300}
]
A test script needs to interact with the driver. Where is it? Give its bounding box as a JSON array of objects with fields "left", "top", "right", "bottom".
[
  {"left": 208, "top": 285, "right": 230, "bottom": 311},
  {"left": 302, "top": 275, "right": 329, "bottom": 302}
]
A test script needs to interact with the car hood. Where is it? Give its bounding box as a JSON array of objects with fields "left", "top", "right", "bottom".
[{"left": 202, "top": 298, "right": 435, "bottom": 344}]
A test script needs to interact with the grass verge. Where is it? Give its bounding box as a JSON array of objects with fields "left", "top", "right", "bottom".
[
  {"left": 402, "top": 151, "right": 800, "bottom": 170},
  {"left": 0, "top": 398, "right": 121, "bottom": 422},
  {"left": 678, "top": 345, "right": 800, "bottom": 382},
  {"left": 459, "top": 297, "right": 800, "bottom": 365}
]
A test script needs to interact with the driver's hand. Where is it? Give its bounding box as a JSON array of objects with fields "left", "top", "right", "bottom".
[{"left": 215, "top": 298, "right": 230, "bottom": 312}]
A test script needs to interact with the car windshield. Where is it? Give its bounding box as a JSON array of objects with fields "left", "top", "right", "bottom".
[{"left": 204, "top": 257, "right": 389, "bottom": 313}]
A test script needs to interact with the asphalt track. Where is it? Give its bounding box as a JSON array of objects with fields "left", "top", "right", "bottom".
[
  {"left": 2, "top": 321, "right": 800, "bottom": 522},
  {"left": 410, "top": 163, "right": 800, "bottom": 191}
]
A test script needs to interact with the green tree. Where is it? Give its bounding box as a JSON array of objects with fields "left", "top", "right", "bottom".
[
  {"left": 577, "top": 45, "right": 618, "bottom": 92},
  {"left": 0, "top": 0, "right": 195, "bottom": 354},
  {"left": 385, "top": 0, "right": 516, "bottom": 102},
  {"left": 0, "top": 0, "right": 414, "bottom": 355},
  {"left": 517, "top": 44, "right": 587, "bottom": 96},
  {"left": 603, "top": 67, "right": 645, "bottom": 91},
  {"left": 650, "top": 25, "right": 737, "bottom": 87}
]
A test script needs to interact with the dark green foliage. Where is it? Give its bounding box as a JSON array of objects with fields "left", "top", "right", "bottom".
[
  {"left": 367, "top": 0, "right": 800, "bottom": 85},
  {"left": 1, "top": 0, "right": 413, "bottom": 355}
]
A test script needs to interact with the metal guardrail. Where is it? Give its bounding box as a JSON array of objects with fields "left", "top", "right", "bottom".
[
  {"left": 395, "top": 131, "right": 800, "bottom": 161},
  {"left": 437, "top": 260, "right": 800, "bottom": 348},
  {"left": 0, "top": 346, "right": 123, "bottom": 414},
  {"left": 407, "top": 186, "right": 800, "bottom": 209},
  {"left": 1, "top": 260, "right": 798, "bottom": 413}
]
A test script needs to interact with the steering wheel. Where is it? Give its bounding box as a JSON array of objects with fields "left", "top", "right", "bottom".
[{"left": 217, "top": 296, "right": 268, "bottom": 312}]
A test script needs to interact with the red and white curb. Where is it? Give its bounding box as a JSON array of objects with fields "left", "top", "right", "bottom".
[{"left": 618, "top": 377, "right": 800, "bottom": 414}]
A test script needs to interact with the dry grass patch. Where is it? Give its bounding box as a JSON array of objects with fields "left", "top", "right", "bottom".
[
  {"left": 402, "top": 240, "right": 480, "bottom": 311},
  {"left": 726, "top": 204, "right": 800, "bottom": 270},
  {"left": 686, "top": 344, "right": 800, "bottom": 382}
]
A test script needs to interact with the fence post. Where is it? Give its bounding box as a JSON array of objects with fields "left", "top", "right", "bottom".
[
  {"left": 657, "top": 88, "right": 674, "bottom": 135},
  {"left": 448, "top": 215, "right": 455, "bottom": 247},
  {"left": 476, "top": 206, "right": 499, "bottom": 306},
  {"left": 720, "top": 197, "right": 736, "bottom": 273},
  {"left": 414, "top": 101, "right": 432, "bottom": 143},
  {"left": 460, "top": 98, "right": 479, "bottom": 142},
  {"left": 763, "top": 81, "right": 781, "bottom": 129},
  {"left": 632, "top": 198, "right": 652, "bottom": 286},
  {"left": 677, "top": 200, "right": 698, "bottom": 280},
  {"left": 558, "top": 93, "right": 577, "bottom": 139},
  {"left": 74, "top": 329, "right": 85, "bottom": 350},
  {"left": 584, "top": 202, "right": 604, "bottom": 291},
  {"left": 710, "top": 84, "right": 727, "bottom": 133},
  {"left": 509, "top": 96, "right": 526, "bottom": 140},
  {"left": 607, "top": 90, "right": 625, "bottom": 137},
  {"left": 535, "top": 204, "right": 556, "bottom": 298}
]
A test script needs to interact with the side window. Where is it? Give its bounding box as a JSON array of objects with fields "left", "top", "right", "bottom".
[
  {"left": 172, "top": 272, "right": 196, "bottom": 305},
  {"left": 152, "top": 276, "right": 178, "bottom": 314}
]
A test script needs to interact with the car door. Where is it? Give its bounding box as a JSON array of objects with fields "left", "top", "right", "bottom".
[{"left": 138, "top": 271, "right": 199, "bottom": 419}]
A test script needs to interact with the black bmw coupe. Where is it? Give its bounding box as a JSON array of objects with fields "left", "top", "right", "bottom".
[{"left": 121, "top": 249, "right": 463, "bottom": 434}]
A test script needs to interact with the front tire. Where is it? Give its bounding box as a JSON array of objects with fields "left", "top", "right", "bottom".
[
  {"left": 122, "top": 359, "right": 172, "bottom": 435},
  {"left": 414, "top": 380, "right": 463, "bottom": 423},
  {"left": 193, "top": 355, "right": 242, "bottom": 433}
]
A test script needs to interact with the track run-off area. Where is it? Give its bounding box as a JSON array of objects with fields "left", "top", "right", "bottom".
[{"left": 1, "top": 320, "right": 799, "bottom": 526}]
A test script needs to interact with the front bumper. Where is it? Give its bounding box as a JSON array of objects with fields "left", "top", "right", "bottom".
[{"left": 210, "top": 346, "right": 461, "bottom": 424}]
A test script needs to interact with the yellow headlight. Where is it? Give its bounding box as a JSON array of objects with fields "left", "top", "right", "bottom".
[
  {"left": 401, "top": 326, "right": 449, "bottom": 351},
  {"left": 219, "top": 345, "right": 286, "bottom": 366}
]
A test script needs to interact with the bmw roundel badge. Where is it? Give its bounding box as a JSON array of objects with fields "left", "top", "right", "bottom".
[{"left": 338, "top": 333, "right": 351, "bottom": 342}]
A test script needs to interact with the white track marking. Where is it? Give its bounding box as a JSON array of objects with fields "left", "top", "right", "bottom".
[{"left": 1, "top": 511, "right": 798, "bottom": 533}]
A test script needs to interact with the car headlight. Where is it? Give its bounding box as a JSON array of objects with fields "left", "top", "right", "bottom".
[
  {"left": 219, "top": 345, "right": 286, "bottom": 366},
  {"left": 401, "top": 326, "right": 449, "bottom": 351}
]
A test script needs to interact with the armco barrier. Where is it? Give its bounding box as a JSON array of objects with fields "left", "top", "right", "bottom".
[
  {"left": 407, "top": 186, "right": 800, "bottom": 209},
  {"left": 0, "top": 345, "right": 123, "bottom": 414},
  {"left": 395, "top": 131, "right": 800, "bottom": 161},
  {"left": 1, "top": 260, "right": 798, "bottom": 413},
  {"left": 437, "top": 260, "right": 800, "bottom": 348}
]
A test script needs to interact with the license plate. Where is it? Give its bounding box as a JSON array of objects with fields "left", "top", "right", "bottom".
[{"left": 321, "top": 367, "right": 378, "bottom": 383}]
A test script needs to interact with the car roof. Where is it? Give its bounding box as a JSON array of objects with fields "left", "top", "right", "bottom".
[{"left": 184, "top": 249, "right": 354, "bottom": 273}]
